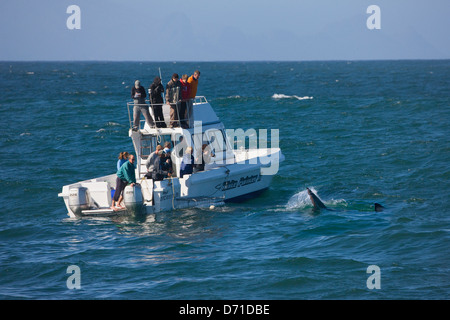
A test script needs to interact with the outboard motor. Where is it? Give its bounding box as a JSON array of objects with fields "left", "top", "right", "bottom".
[
  {"left": 68, "top": 187, "right": 92, "bottom": 217},
  {"left": 123, "top": 184, "right": 144, "bottom": 216}
]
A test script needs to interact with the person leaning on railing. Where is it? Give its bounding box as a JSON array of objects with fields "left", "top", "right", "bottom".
[
  {"left": 187, "top": 70, "right": 200, "bottom": 99},
  {"left": 165, "top": 73, "right": 182, "bottom": 128},
  {"left": 131, "top": 80, "right": 155, "bottom": 131},
  {"left": 149, "top": 77, "right": 166, "bottom": 128},
  {"left": 186, "top": 70, "right": 200, "bottom": 127},
  {"left": 179, "top": 74, "right": 191, "bottom": 128}
]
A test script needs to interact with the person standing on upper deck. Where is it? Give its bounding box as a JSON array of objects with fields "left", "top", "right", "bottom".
[
  {"left": 187, "top": 70, "right": 200, "bottom": 99},
  {"left": 165, "top": 74, "right": 182, "bottom": 128},
  {"left": 179, "top": 74, "right": 191, "bottom": 128},
  {"left": 186, "top": 70, "right": 200, "bottom": 127},
  {"left": 149, "top": 77, "right": 166, "bottom": 128},
  {"left": 131, "top": 80, "right": 155, "bottom": 131}
]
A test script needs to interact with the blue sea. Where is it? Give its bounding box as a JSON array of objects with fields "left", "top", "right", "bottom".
[{"left": 0, "top": 60, "right": 449, "bottom": 300}]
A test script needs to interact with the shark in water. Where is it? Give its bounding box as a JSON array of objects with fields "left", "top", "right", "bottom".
[
  {"left": 306, "top": 188, "right": 328, "bottom": 211},
  {"left": 306, "top": 188, "right": 385, "bottom": 212}
]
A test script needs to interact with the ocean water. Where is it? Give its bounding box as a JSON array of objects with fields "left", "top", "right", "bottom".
[{"left": 0, "top": 60, "right": 449, "bottom": 300}]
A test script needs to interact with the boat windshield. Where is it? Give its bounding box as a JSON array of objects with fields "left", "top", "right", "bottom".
[{"left": 205, "top": 129, "right": 227, "bottom": 153}]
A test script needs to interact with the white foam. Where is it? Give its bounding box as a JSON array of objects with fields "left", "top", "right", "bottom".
[
  {"left": 286, "top": 187, "right": 349, "bottom": 210},
  {"left": 106, "top": 122, "right": 121, "bottom": 127},
  {"left": 286, "top": 188, "right": 316, "bottom": 210},
  {"left": 272, "top": 93, "right": 313, "bottom": 100}
]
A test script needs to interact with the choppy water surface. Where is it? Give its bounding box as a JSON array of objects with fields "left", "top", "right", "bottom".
[{"left": 0, "top": 60, "right": 449, "bottom": 299}]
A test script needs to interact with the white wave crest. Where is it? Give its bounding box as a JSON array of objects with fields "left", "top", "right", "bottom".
[
  {"left": 106, "top": 122, "right": 121, "bottom": 127},
  {"left": 272, "top": 93, "right": 313, "bottom": 100}
]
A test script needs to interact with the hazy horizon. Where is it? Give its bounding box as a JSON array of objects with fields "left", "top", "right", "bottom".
[{"left": 1, "top": 0, "right": 449, "bottom": 61}]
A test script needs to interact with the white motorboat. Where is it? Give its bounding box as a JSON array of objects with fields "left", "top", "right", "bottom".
[{"left": 58, "top": 96, "right": 284, "bottom": 218}]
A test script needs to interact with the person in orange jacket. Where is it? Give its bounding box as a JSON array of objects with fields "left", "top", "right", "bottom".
[
  {"left": 187, "top": 70, "right": 200, "bottom": 99},
  {"left": 186, "top": 70, "right": 200, "bottom": 127}
]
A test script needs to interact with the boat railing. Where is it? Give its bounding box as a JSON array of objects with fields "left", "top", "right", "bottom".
[
  {"left": 127, "top": 99, "right": 197, "bottom": 130},
  {"left": 193, "top": 96, "right": 208, "bottom": 104}
]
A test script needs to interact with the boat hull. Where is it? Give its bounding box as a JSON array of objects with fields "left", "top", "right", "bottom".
[{"left": 59, "top": 161, "right": 275, "bottom": 218}]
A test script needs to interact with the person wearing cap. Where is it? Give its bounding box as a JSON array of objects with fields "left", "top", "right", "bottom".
[
  {"left": 131, "top": 80, "right": 155, "bottom": 131},
  {"left": 165, "top": 73, "right": 182, "bottom": 127},
  {"left": 148, "top": 77, "right": 166, "bottom": 128}
]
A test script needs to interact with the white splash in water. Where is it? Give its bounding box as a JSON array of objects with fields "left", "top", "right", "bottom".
[
  {"left": 272, "top": 93, "right": 313, "bottom": 101},
  {"left": 286, "top": 187, "right": 346, "bottom": 210},
  {"left": 286, "top": 188, "right": 316, "bottom": 210}
]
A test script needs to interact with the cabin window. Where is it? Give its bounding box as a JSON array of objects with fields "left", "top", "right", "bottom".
[
  {"left": 140, "top": 136, "right": 155, "bottom": 159},
  {"left": 192, "top": 133, "right": 204, "bottom": 152},
  {"left": 173, "top": 133, "right": 188, "bottom": 158},
  {"left": 205, "top": 129, "right": 227, "bottom": 153}
]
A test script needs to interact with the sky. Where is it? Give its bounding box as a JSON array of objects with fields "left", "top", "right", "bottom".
[{"left": 0, "top": 0, "right": 449, "bottom": 61}]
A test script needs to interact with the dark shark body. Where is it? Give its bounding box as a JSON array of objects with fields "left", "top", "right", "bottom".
[
  {"left": 307, "top": 188, "right": 328, "bottom": 211},
  {"left": 306, "top": 187, "right": 385, "bottom": 212}
]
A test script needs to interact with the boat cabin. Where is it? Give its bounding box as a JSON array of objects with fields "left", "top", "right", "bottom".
[{"left": 128, "top": 96, "right": 235, "bottom": 180}]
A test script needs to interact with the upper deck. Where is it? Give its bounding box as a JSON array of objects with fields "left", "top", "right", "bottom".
[
  {"left": 127, "top": 96, "right": 234, "bottom": 179},
  {"left": 127, "top": 96, "right": 222, "bottom": 135},
  {"left": 126, "top": 96, "right": 283, "bottom": 180}
]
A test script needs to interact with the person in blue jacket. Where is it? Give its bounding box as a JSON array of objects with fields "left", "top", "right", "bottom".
[
  {"left": 113, "top": 151, "right": 130, "bottom": 207},
  {"left": 117, "top": 151, "right": 129, "bottom": 170}
]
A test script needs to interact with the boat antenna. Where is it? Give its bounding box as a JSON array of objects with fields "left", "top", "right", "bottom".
[{"left": 159, "top": 67, "right": 165, "bottom": 104}]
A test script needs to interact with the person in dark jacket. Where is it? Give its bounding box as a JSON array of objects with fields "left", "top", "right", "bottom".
[
  {"left": 165, "top": 74, "right": 182, "bottom": 127},
  {"left": 131, "top": 80, "right": 155, "bottom": 131},
  {"left": 160, "top": 151, "right": 173, "bottom": 176},
  {"left": 150, "top": 150, "right": 172, "bottom": 181},
  {"left": 149, "top": 77, "right": 166, "bottom": 128}
]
